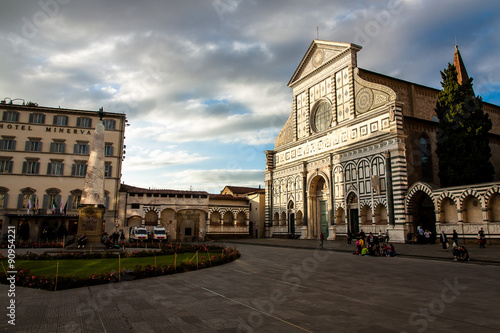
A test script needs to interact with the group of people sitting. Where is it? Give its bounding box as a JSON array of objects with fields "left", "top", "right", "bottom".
[
  {"left": 65, "top": 232, "right": 120, "bottom": 249},
  {"left": 101, "top": 232, "right": 120, "bottom": 249},
  {"left": 64, "top": 233, "right": 88, "bottom": 248},
  {"left": 452, "top": 245, "right": 469, "bottom": 261},
  {"left": 353, "top": 231, "right": 396, "bottom": 257},
  {"left": 356, "top": 242, "right": 396, "bottom": 257}
]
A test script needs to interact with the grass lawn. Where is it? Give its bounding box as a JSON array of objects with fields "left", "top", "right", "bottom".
[{"left": 14, "top": 252, "right": 215, "bottom": 278}]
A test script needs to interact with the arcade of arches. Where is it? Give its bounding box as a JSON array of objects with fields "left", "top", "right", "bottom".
[{"left": 405, "top": 182, "right": 500, "bottom": 241}]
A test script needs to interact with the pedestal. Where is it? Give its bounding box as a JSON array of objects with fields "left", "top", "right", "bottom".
[{"left": 65, "top": 204, "right": 107, "bottom": 249}]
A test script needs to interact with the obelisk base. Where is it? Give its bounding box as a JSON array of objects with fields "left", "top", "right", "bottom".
[{"left": 69, "top": 205, "right": 107, "bottom": 249}]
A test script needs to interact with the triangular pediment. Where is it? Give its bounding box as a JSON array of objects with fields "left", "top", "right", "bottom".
[{"left": 288, "top": 40, "right": 362, "bottom": 88}]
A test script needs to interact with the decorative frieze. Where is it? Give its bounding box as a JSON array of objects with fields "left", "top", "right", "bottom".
[{"left": 275, "top": 112, "right": 396, "bottom": 167}]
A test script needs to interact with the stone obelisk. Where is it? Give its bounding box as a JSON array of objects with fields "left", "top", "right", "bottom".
[{"left": 76, "top": 108, "right": 106, "bottom": 246}]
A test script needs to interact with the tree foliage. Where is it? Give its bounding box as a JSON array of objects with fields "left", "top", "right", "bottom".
[{"left": 435, "top": 64, "right": 494, "bottom": 187}]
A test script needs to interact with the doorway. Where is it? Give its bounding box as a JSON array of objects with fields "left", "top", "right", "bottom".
[
  {"left": 320, "top": 201, "right": 328, "bottom": 238},
  {"left": 413, "top": 193, "right": 436, "bottom": 242},
  {"left": 289, "top": 213, "right": 295, "bottom": 235},
  {"left": 347, "top": 193, "right": 359, "bottom": 235}
]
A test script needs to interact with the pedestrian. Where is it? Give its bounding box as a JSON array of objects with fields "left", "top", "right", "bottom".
[
  {"left": 440, "top": 230, "right": 448, "bottom": 252},
  {"left": 452, "top": 229, "right": 459, "bottom": 247},
  {"left": 320, "top": 231, "right": 324, "bottom": 248},
  {"left": 418, "top": 226, "right": 425, "bottom": 244},
  {"left": 359, "top": 229, "right": 366, "bottom": 242},
  {"left": 355, "top": 238, "right": 364, "bottom": 255},
  {"left": 368, "top": 232, "right": 375, "bottom": 248},
  {"left": 347, "top": 231, "right": 352, "bottom": 245},
  {"left": 478, "top": 227, "right": 486, "bottom": 248},
  {"left": 424, "top": 229, "right": 432, "bottom": 244},
  {"left": 120, "top": 230, "right": 125, "bottom": 242}
]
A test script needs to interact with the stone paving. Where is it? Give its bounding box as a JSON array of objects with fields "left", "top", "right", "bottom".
[
  {"left": 216, "top": 238, "right": 500, "bottom": 265},
  {"left": 1, "top": 240, "right": 500, "bottom": 332}
]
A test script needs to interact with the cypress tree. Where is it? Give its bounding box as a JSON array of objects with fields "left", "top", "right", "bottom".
[{"left": 435, "top": 63, "right": 494, "bottom": 187}]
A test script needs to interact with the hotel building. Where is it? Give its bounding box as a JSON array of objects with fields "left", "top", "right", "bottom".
[{"left": 0, "top": 101, "right": 126, "bottom": 242}]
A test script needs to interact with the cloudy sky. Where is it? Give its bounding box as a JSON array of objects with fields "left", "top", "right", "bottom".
[{"left": 1, "top": 0, "right": 499, "bottom": 193}]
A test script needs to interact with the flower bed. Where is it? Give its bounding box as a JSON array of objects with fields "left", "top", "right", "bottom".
[
  {"left": 0, "top": 241, "right": 64, "bottom": 249},
  {"left": 0, "top": 244, "right": 240, "bottom": 291}
]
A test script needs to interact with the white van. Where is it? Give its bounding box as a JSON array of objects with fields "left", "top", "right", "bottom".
[
  {"left": 152, "top": 226, "right": 167, "bottom": 241},
  {"left": 130, "top": 226, "right": 148, "bottom": 241}
]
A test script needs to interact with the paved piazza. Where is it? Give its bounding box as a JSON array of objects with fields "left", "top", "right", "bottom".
[{"left": 2, "top": 244, "right": 499, "bottom": 332}]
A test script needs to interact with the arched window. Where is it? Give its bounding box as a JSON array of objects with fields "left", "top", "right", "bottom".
[{"left": 420, "top": 136, "right": 432, "bottom": 182}]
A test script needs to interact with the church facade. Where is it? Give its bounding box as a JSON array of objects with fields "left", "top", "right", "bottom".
[{"left": 264, "top": 40, "right": 500, "bottom": 243}]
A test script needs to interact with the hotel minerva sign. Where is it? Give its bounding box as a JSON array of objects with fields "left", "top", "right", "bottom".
[{"left": 0, "top": 122, "right": 92, "bottom": 135}]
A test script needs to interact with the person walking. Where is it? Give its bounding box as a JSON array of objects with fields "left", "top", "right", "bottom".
[
  {"left": 478, "top": 227, "right": 486, "bottom": 248},
  {"left": 424, "top": 229, "right": 432, "bottom": 244},
  {"left": 319, "top": 231, "right": 324, "bottom": 248},
  {"left": 440, "top": 230, "right": 448, "bottom": 252},
  {"left": 452, "top": 229, "right": 459, "bottom": 247},
  {"left": 347, "top": 231, "right": 353, "bottom": 245}
]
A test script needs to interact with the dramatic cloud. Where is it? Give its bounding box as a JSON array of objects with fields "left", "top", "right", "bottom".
[{"left": 1, "top": 0, "right": 499, "bottom": 192}]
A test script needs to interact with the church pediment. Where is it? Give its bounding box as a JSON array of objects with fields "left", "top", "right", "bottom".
[{"left": 288, "top": 40, "right": 361, "bottom": 88}]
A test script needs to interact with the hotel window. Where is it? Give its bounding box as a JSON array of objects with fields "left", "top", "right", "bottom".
[
  {"left": 47, "top": 160, "right": 64, "bottom": 176},
  {"left": 29, "top": 113, "right": 45, "bottom": 124},
  {"left": 74, "top": 142, "right": 90, "bottom": 155},
  {"left": 105, "top": 163, "right": 112, "bottom": 178},
  {"left": 53, "top": 115, "right": 68, "bottom": 126},
  {"left": 0, "top": 193, "right": 7, "bottom": 208},
  {"left": 104, "top": 119, "right": 116, "bottom": 130},
  {"left": 17, "top": 188, "right": 35, "bottom": 209},
  {"left": 0, "top": 136, "right": 16, "bottom": 150},
  {"left": 50, "top": 140, "right": 65, "bottom": 153},
  {"left": 22, "top": 159, "right": 40, "bottom": 175},
  {"left": 47, "top": 193, "right": 59, "bottom": 211},
  {"left": 76, "top": 117, "right": 92, "bottom": 128},
  {"left": 25, "top": 138, "right": 42, "bottom": 152},
  {"left": 0, "top": 158, "right": 13, "bottom": 174},
  {"left": 71, "top": 161, "right": 87, "bottom": 177},
  {"left": 22, "top": 194, "right": 32, "bottom": 209},
  {"left": 104, "top": 144, "right": 114, "bottom": 156},
  {"left": 70, "top": 190, "right": 82, "bottom": 209},
  {"left": 2, "top": 111, "right": 19, "bottom": 122}
]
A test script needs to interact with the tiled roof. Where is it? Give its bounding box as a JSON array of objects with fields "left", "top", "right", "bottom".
[
  {"left": 224, "top": 186, "right": 265, "bottom": 194},
  {"left": 209, "top": 194, "right": 249, "bottom": 201},
  {"left": 120, "top": 184, "right": 209, "bottom": 196}
]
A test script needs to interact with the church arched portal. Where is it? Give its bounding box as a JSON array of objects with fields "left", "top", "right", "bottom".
[
  {"left": 308, "top": 175, "right": 329, "bottom": 239},
  {"left": 411, "top": 191, "right": 436, "bottom": 242},
  {"left": 346, "top": 192, "right": 359, "bottom": 235}
]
